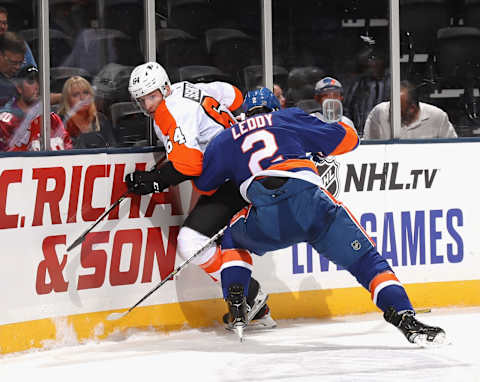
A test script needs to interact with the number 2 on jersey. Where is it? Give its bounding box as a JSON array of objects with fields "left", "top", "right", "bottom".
[
  {"left": 241, "top": 130, "right": 281, "bottom": 174},
  {"left": 201, "top": 96, "right": 235, "bottom": 129}
]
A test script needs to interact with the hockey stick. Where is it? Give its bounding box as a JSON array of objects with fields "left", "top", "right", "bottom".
[
  {"left": 416, "top": 308, "right": 432, "bottom": 314},
  {"left": 106, "top": 225, "right": 227, "bottom": 321},
  {"left": 67, "top": 190, "right": 129, "bottom": 252},
  {"left": 67, "top": 153, "right": 167, "bottom": 252}
]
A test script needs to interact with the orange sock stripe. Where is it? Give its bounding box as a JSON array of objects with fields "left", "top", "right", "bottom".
[
  {"left": 199, "top": 246, "right": 222, "bottom": 274},
  {"left": 369, "top": 271, "right": 399, "bottom": 300},
  {"left": 221, "top": 249, "right": 253, "bottom": 266}
]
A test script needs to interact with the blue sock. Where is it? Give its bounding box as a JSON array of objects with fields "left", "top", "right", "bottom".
[
  {"left": 220, "top": 266, "right": 251, "bottom": 299},
  {"left": 376, "top": 285, "right": 413, "bottom": 313}
]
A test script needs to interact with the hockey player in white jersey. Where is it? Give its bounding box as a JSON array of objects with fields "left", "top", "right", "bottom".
[{"left": 125, "top": 62, "right": 275, "bottom": 329}]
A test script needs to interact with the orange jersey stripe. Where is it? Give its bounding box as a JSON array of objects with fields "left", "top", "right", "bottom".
[
  {"left": 191, "top": 180, "right": 216, "bottom": 196},
  {"left": 230, "top": 205, "right": 252, "bottom": 226},
  {"left": 154, "top": 101, "right": 204, "bottom": 176},
  {"left": 266, "top": 159, "right": 319, "bottom": 173},
  {"left": 369, "top": 271, "right": 399, "bottom": 299},
  {"left": 229, "top": 86, "right": 244, "bottom": 111},
  {"left": 330, "top": 121, "right": 359, "bottom": 156}
]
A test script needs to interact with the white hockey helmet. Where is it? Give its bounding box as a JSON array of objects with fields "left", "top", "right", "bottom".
[{"left": 128, "top": 62, "right": 171, "bottom": 100}]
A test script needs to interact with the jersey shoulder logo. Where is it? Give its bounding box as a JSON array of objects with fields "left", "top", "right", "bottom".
[{"left": 183, "top": 83, "right": 201, "bottom": 103}]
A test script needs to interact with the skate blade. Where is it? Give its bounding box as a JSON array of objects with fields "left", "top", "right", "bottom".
[
  {"left": 233, "top": 325, "right": 245, "bottom": 342},
  {"left": 245, "top": 315, "right": 277, "bottom": 331},
  {"left": 225, "top": 316, "right": 277, "bottom": 332},
  {"left": 413, "top": 331, "right": 449, "bottom": 347},
  {"left": 247, "top": 293, "right": 269, "bottom": 323}
]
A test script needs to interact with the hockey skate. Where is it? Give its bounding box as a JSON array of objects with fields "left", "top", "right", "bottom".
[
  {"left": 223, "top": 289, "right": 277, "bottom": 331},
  {"left": 247, "top": 304, "right": 277, "bottom": 330},
  {"left": 384, "top": 307, "right": 446, "bottom": 346},
  {"left": 223, "top": 278, "right": 277, "bottom": 331},
  {"left": 225, "top": 284, "right": 248, "bottom": 341}
]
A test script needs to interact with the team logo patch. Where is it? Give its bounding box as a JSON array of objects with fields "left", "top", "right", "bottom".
[
  {"left": 315, "top": 157, "right": 341, "bottom": 197},
  {"left": 183, "top": 83, "right": 201, "bottom": 102},
  {"left": 351, "top": 240, "right": 361, "bottom": 251}
]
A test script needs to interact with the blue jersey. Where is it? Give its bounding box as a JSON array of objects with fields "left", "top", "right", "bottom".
[{"left": 194, "top": 107, "right": 359, "bottom": 199}]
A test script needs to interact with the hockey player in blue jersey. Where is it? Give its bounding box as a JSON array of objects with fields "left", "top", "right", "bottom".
[{"left": 194, "top": 87, "right": 446, "bottom": 345}]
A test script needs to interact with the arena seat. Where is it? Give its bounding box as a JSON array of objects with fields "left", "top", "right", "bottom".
[
  {"left": 154, "top": 28, "right": 209, "bottom": 70},
  {"left": 104, "top": 0, "right": 143, "bottom": 32},
  {"left": 19, "top": 28, "right": 72, "bottom": 68},
  {"left": 93, "top": 63, "right": 133, "bottom": 104},
  {"left": 110, "top": 101, "right": 150, "bottom": 147},
  {"left": 174, "top": 65, "right": 231, "bottom": 83},
  {"left": 50, "top": 66, "right": 92, "bottom": 93},
  {"left": 436, "top": 26, "right": 480, "bottom": 87},
  {"left": 242, "top": 65, "right": 289, "bottom": 92},
  {"left": 61, "top": 28, "right": 140, "bottom": 76},
  {"left": 73, "top": 132, "right": 109, "bottom": 149},
  {"left": 205, "top": 28, "right": 260, "bottom": 81},
  {"left": 286, "top": 66, "right": 325, "bottom": 107},
  {"left": 400, "top": 0, "right": 450, "bottom": 53},
  {"left": 436, "top": 26, "right": 480, "bottom": 134},
  {"left": 167, "top": 0, "right": 214, "bottom": 37},
  {"left": 295, "top": 99, "right": 322, "bottom": 114},
  {"left": 464, "top": 0, "right": 480, "bottom": 27}
]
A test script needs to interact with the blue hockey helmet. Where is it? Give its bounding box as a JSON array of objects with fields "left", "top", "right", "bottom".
[{"left": 242, "top": 87, "right": 281, "bottom": 116}]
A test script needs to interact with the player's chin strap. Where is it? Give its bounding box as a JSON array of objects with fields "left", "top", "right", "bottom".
[{"left": 106, "top": 225, "right": 227, "bottom": 321}]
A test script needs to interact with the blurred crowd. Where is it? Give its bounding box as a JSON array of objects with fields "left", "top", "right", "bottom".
[{"left": 1, "top": 0, "right": 476, "bottom": 152}]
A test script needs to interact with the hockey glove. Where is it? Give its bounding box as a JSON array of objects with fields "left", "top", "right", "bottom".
[{"left": 125, "top": 170, "right": 169, "bottom": 195}]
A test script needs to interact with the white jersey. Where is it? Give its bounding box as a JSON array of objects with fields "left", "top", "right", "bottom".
[
  {"left": 363, "top": 101, "right": 458, "bottom": 140},
  {"left": 153, "top": 81, "right": 243, "bottom": 176}
]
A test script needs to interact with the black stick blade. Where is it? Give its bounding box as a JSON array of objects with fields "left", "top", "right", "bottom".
[{"left": 67, "top": 235, "right": 85, "bottom": 252}]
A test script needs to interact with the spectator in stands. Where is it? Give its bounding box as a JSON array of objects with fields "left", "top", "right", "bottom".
[
  {"left": 0, "top": 31, "right": 26, "bottom": 104},
  {"left": 344, "top": 47, "right": 390, "bottom": 136},
  {"left": 273, "top": 83, "right": 286, "bottom": 109},
  {"left": 57, "top": 75, "right": 116, "bottom": 148},
  {"left": 50, "top": 0, "right": 90, "bottom": 39},
  {"left": 0, "top": 10, "right": 62, "bottom": 105},
  {"left": 0, "top": 65, "right": 72, "bottom": 151},
  {"left": 363, "top": 80, "right": 458, "bottom": 139},
  {"left": 312, "top": 76, "right": 354, "bottom": 127},
  {"left": 0, "top": 7, "right": 37, "bottom": 70}
]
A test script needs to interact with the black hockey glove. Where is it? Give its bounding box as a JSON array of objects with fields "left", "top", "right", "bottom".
[
  {"left": 125, "top": 170, "right": 169, "bottom": 195},
  {"left": 310, "top": 152, "right": 326, "bottom": 165}
]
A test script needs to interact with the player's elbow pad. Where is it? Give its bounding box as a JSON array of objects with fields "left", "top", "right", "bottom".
[{"left": 153, "top": 161, "right": 194, "bottom": 186}]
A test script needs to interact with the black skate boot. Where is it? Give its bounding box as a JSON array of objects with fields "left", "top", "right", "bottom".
[
  {"left": 245, "top": 278, "right": 276, "bottom": 329},
  {"left": 384, "top": 307, "right": 446, "bottom": 346},
  {"left": 223, "top": 278, "right": 276, "bottom": 330},
  {"left": 225, "top": 284, "right": 248, "bottom": 340}
]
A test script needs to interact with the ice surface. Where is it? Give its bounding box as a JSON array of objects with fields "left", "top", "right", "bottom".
[{"left": 1, "top": 307, "right": 478, "bottom": 382}]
